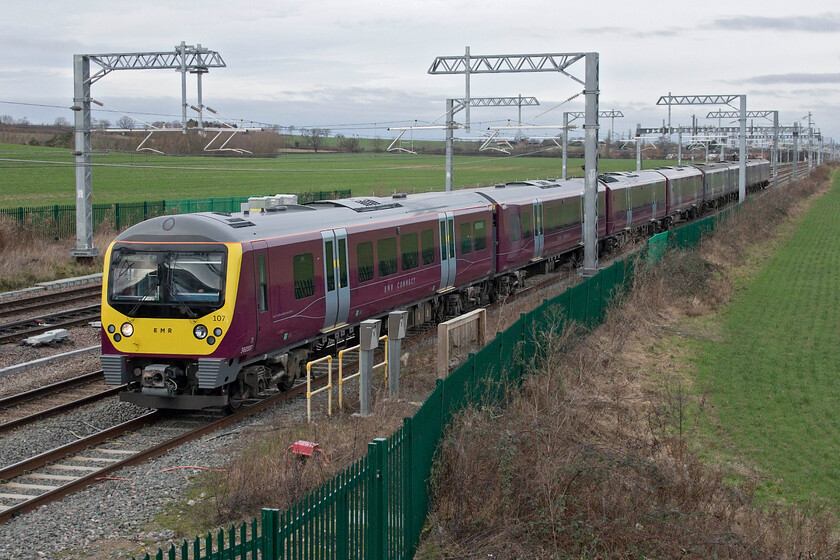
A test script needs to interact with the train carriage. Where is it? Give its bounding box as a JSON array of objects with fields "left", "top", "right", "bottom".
[
  {"left": 599, "top": 171, "right": 667, "bottom": 235},
  {"left": 474, "top": 179, "right": 606, "bottom": 276},
  {"left": 654, "top": 165, "right": 704, "bottom": 223}
]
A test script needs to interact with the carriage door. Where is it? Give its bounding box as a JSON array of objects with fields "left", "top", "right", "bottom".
[
  {"left": 438, "top": 212, "right": 456, "bottom": 289},
  {"left": 533, "top": 199, "right": 545, "bottom": 260},
  {"left": 321, "top": 229, "right": 351, "bottom": 330},
  {"left": 253, "top": 241, "right": 270, "bottom": 344}
]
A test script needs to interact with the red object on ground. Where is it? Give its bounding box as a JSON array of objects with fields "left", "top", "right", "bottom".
[{"left": 287, "top": 440, "right": 331, "bottom": 465}]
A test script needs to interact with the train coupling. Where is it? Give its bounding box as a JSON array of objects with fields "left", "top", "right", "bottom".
[{"left": 140, "top": 363, "right": 187, "bottom": 395}]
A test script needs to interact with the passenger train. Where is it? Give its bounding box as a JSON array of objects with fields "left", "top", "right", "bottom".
[{"left": 100, "top": 159, "right": 770, "bottom": 409}]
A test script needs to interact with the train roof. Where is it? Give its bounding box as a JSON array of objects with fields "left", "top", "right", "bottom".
[
  {"left": 598, "top": 170, "right": 666, "bottom": 188},
  {"left": 473, "top": 178, "right": 600, "bottom": 204},
  {"left": 113, "top": 189, "right": 496, "bottom": 245},
  {"left": 653, "top": 165, "right": 703, "bottom": 179}
]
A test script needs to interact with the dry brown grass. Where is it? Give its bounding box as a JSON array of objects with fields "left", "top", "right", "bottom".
[
  {"left": 193, "top": 334, "right": 442, "bottom": 526},
  {"left": 0, "top": 215, "right": 116, "bottom": 290},
  {"left": 420, "top": 165, "right": 840, "bottom": 559}
]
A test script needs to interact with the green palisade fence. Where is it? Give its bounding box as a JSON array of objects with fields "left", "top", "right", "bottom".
[
  {"left": 135, "top": 206, "right": 732, "bottom": 560},
  {"left": 0, "top": 190, "right": 351, "bottom": 240}
]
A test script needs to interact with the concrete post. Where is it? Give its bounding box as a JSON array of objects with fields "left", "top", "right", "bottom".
[
  {"left": 793, "top": 123, "right": 799, "bottom": 181},
  {"left": 387, "top": 311, "right": 408, "bottom": 399},
  {"left": 72, "top": 54, "right": 96, "bottom": 260},
  {"left": 677, "top": 130, "right": 682, "bottom": 165},
  {"left": 445, "top": 99, "right": 454, "bottom": 192},
  {"left": 358, "top": 319, "right": 381, "bottom": 416},
  {"left": 179, "top": 41, "right": 188, "bottom": 134},
  {"left": 562, "top": 112, "right": 569, "bottom": 180},
  {"left": 738, "top": 95, "right": 747, "bottom": 202},
  {"left": 579, "top": 52, "right": 600, "bottom": 277},
  {"left": 636, "top": 124, "right": 641, "bottom": 171},
  {"left": 772, "top": 111, "right": 779, "bottom": 185}
]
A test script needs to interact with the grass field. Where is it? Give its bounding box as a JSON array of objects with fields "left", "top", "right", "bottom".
[
  {"left": 693, "top": 170, "right": 840, "bottom": 504},
  {"left": 0, "top": 143, "right": 670, "bottom": 208}
]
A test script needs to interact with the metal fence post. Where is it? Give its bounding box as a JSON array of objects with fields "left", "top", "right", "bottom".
[
  {"left": 260, "top": 508, "right": 279, "bottom": 560},
  {"left": 402, "top": 417, "right": 415, "bottom": 559},
  {"left": 366, "top": 438, "right": 386, "bottom": 560}
]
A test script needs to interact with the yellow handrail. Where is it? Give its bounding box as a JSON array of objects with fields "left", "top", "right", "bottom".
[{"left": 305, "top": 355, "right": 333, "bottom": 423}]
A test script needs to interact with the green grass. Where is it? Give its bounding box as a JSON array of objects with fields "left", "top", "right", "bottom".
[
  {"left": 0, "top": 143, "right": 670, "bottom": 209},
  {"left": 694, "top": 171, "right": 840, "bottom": 505}
]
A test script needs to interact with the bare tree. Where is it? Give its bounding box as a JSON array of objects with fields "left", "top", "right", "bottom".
[
  {"left": 53, "top": 117, "right": 71, "bottom": 127},
  {"left": 116, "top": 116, "right": 134, "bottom": 130},
  {"left": 0, "top": 115, "right": 13, "bottom": 125},
  {"left": 303, "top": 128, "right": 330, "bottom": 152}
]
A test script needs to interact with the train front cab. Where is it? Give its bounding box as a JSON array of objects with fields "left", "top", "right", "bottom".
[{"left": 100, "top": 240, "right": 244, "bottom": 409}]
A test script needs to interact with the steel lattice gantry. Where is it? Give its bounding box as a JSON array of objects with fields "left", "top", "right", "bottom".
[
  {"left": 429, "top": 48, "right": 601, "bottom": 275},
  {"left": 657, "top": 94, "right": 748, "bottom": 202},
  {"left": 707, "top": 109, "right": 779, "bottom": 184},
  {"left": 562, "top": 110, "right": 623, "bottom": 179},
  {"left": 72, "top": 42, "right": 226, "bottom": 259}
]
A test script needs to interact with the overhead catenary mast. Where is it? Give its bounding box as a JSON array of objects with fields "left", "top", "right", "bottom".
[
  {"left": 428, "top": 48, "right": 601, "bottom": 276},
  {"left": 71, "top": 42, "right": 226, "bottom": 261}
]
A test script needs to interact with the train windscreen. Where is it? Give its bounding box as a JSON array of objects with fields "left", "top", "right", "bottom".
[{"left": 108, "top": 247, "right": 227, "bottom": 318}]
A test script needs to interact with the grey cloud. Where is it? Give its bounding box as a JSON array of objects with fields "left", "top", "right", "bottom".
[
  {"left": 742, "top": 73, "right": 840, "bottom": 85},
  {"left": 709, "top": 13, "right": 840, "bottom": 32}
]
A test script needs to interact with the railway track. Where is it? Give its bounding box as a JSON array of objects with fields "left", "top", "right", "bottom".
[
  {"left": 0, "top": 284, "right": 101, "bottom": 320},
  {"left": 0, "top": 370, "right": 122, "bottom": 434},
  {"left": 0, "top": 304, "right": 101, "bottom": 345},
  {"left": 0, "top": 374, "right": 317, "bottom": 524}
]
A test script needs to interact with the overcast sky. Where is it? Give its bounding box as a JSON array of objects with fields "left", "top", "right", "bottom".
[{"left": 1, "top": 0, "right": 838, "bottom": 145}]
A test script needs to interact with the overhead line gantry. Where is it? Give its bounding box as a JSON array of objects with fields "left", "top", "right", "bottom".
[{"left": 72, "top": 42, "right": 225, "bottom": 260}]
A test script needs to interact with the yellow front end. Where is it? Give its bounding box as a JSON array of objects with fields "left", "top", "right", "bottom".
[{"left": 100, "top": 242, "right": 242, "bottom": 357}]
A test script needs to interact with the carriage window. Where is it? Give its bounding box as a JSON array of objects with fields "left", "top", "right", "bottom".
[
  {"left": 258, "top": 254, "right": 268, "bottom": 311},
  {"left": 293, "top": 253, "right": 315, "bottom": 300},
  {"left": 338, "top": 240, "right": 348, "bottom": 288},
  {"left": 459, "top": 222, "right": 472, "bottom": 255},
  {"left": 473, "top": 220, "right": 486, "bottom": 250},
  {"left": 401, "top": 233, "right": 418, "bottom": 270},
  {"left": 421, "top": 229, "right": 435, "bottom": 265},
  {"left": 521, "top": 210, "right": 533, "bottom": 239},
  {"left": 546, "top": 205, "right": 561, "bottom": 232},
  {"left": 324, "top": 240, "right": 335, "bottom": 292},
  {"left": 509, "top": 213, "right": 521, "bottom": 242},
  {"left": 357, "top": 242, "right": 374, "bottom": 283},
  {"left": 562, "top": 201, "right": 579, "bottom": 228},
  {"left": 378, "top": 237, "right": 398, "bottom": 277}
]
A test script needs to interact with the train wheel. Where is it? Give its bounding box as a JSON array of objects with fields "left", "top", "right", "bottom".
[{"left": 227, "top": 381, "right": 249, "bottom": 412}]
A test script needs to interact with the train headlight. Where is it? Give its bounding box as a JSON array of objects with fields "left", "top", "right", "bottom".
[
  {"left": 213, "top": 327, "right": 222, "bottom": 337},
  {"left": 120, "top": 322, "right": 134, "bottom": 337},
  {"left": 193, "top": 324, "right": 208, "bottom": 340}
]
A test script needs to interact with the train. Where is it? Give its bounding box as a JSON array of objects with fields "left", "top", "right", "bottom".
[{"left": 100, "top": 159, "right": 770, "bottom": 410}]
